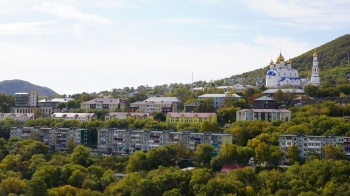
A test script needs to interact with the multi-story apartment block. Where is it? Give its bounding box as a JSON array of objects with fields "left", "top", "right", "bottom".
[
  {"left": 12, "top": 91, "right": 39, "bottom": 114},
  {"left": 81, "top": 98, "right": 126, "bottom": 111},
  {"left": 130, "top": 97, "right": 182, "bottom": 114},
  {"left": 198, "top": 94, "right": 241, "bottom": 109},
  {"left": 279, "top": 134, "right": 350, "bottom": 162},
  {"left": 97, "top": 129, "right": 233, "bottom": 155},
  {"left": 165, "top": 112, "right": 217, "bottom": 123},
  {"left": 51, "top": 113, "right": 96, "bottom": 122},
  {"left": 236, "top": 109, "right": 291, "bottom": 122},
  {"left": 10, "top": 127, "right": 90, "bottom": 152},
  {"left": 105, "top": 112, "right": 152, "bottom": 121},
  {"left": 0, "top": 113, "right": 35, "bottom": 122}
]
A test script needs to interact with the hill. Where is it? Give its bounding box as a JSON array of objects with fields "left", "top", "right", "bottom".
[
  {"left": 230, "top": 34, "right": 350, "bottom": 85},
  {"left": 0, "top": 79, "right": 58, "bottom": 97}
]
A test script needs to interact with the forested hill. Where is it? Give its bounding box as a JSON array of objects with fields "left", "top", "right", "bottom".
[
  {"left": 0, "top": 79, "right": 57, "bottom": 97},
  {"left": 230, "top": 34, "right": 350, "bottom": 85}
]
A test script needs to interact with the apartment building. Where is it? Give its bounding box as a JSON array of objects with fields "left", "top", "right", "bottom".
[
  {"left": 130, "top": 97, "right": 182, "bottom": 114},
  {"left": 81, "top": 98, "right": 126, "bottom": 111},
  {"left": 105, "top": 112, "right": 152, "bottom": 121},
  {"left": 12, "top": 91, "right": 39, "bottom": 114},
  {"left": 236, "top": 109, "right": 291, "bottom": 122},
  {"left": 97, "top": 129, "right": 233, "bottom": 155},
  {"left": 279, "top": 134, "right": 350, "bottom": 162},
  {"left": 10, "top": 127, "right": 90, "bottom": 152},
  {"left": 198, "top": 94, "right": 241, "bottom": 109},
  {"left": 0, "top": 113, "right": 35, "bottom": 122},
  {"left": 51, "top": 113, "right": 96, "bottom": 122},
  {"left": 166, "top": 112, "right": 217, "bottom": 123}
]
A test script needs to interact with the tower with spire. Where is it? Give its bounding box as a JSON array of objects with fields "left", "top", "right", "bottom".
[
  {"left": 311, "top": 50, "right": 320, "bottom": 86},
  {"left": 265, "top": 52, "right": 300, "bottom": 87}
]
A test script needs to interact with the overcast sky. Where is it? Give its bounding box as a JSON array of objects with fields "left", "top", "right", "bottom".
[{"left": 0, "top": 0, "right": 349, "bottom": 95}]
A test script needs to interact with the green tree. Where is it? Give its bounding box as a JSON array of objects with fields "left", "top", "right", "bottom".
[
  {"left": 194, "top": 144, "right": 214, "bottom": 166},
  {"left": 126, "top": 151, "right": 148, "bottom": 172},
  {"left": 70, "top": 145, "right": 92, "bottom": 167},
  {"left": 286, "top": 144, "right": 302, "bottom": 165}
]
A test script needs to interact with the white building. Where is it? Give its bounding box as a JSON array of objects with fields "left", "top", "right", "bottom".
[
  {"left": 266, "top": 53, "right": 300, "bottom": 87},
  {"left": 0, "top": 113, "right": 35, "bottom": 122},
  {"left": 236, "top": 109, "right": 292, "bottom": 122},
  {"left": 51, "top": 113, "right": 96, "bottom": 122},
  {"left": 311, "top": 50, "right": 321, "bottom": 86}
]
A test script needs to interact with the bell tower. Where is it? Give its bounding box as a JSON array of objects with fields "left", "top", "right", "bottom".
[{"left": 311, "top": 49, "right": 320, "bottom": 86}]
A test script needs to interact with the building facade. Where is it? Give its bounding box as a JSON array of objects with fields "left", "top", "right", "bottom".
[
  {"left": 253, "top": 96, "right": 278, "bottom": 109},
  {"left": 10, "top": 127, "right": 91, "bottom": 151},
  {"left": 266, "top": 53, "right": 300, "bottom": 87},
  {"left": 279, "top": 134, "right": 350, "bottom": 162},
  {"left": 198, "top": 94, "right": 241, "bottom": 109},
  {"left": 81, "top": 98, "right": 126, "bottom": 111},
  {"left": 105, "top": 112, "right": 152, "bottom": 121},
  {"left": 51, "top": 113, "right": 96, "bottom": 122},
  {"left": 97, "top": 129, "right": 233, "bottom": 155},
  {"left": 0, "top": 113, "right": 35, "bottom": 122},
  {"left": 236, "top": 109, "right": 291, "bottom": 122},
  {"left": 166, "top": 112, "right": 217, "bottom": 124},
  {"left": 130, "top": 97, "right": 182, "bottom": 114},
  {"left": 311, "top": 50, "right": 321, "bottom": 86}
]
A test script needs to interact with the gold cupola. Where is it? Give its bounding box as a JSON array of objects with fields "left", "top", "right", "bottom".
[
  {"left": 277, "top": 52, "right": 285, "bottom": 62},
  {"left": 313, "top": 49, "right": 317, "bottom": 57}
]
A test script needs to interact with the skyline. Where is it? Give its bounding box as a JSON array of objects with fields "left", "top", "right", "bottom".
[{"left": 0, "top": 0, "right": 349, "bottom": 95}]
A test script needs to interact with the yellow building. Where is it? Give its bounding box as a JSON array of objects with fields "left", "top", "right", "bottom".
[{"left": 166, "top": 112, "right": 217, "bottom": 123}]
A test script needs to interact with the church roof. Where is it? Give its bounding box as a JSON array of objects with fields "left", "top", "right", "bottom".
[
  {"left": 266, "top": 70, "right": 276, "bottom": 76},
  {"left": 277, "top": 52, "right": 285, "bottom": 61}
]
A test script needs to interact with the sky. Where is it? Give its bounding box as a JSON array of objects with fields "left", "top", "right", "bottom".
[{"left": 0, "top": 0, "right": 349, "bottom": 95}]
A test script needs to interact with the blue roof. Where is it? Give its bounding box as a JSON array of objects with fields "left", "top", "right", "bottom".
[{"left": 266, "top": 70, "right": 276, "bottom": 76}]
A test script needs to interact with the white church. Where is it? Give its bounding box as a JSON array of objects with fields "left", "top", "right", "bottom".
[{"left": 265, "top": 51, "right": 320, "bottom": 87}]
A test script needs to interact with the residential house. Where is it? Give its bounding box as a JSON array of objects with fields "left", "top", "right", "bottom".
[
  {"left": 236, "top": 109, "right": 291, "bottom": 122},
  {"left": 105, "top": 112, "right": 152, "bottom": 121},
  {"left": 81, "top": 98, "right": 127, "bottom": 111},
  {"left": 0, "top": 113, "right": 35, "bottom": 122},
  {"left": 253, "top": 96, "right": 278, "bottom": 109},
  {"left": 51, "top": 113, "right": 96, "bottom": 122},
  {"left": 130, "top": 97, "right": 182, "bottom": 114},
  {"left": 166, "top": 112, "right": 217, "bottom": 124}
]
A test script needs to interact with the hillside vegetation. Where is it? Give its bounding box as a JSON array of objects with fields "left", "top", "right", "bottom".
[
  {"left": 0, "top": 79, "right": 57, "bottom": 97},
  {"left": 230, "top": 34, "right": 350, "bottom": 85}
]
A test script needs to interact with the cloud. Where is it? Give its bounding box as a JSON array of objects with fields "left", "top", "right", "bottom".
[
  {"left": 94, "top": 0, "right": 138, "bottom": 9},
  {"left": 244, "top": 0, "right": 350, "bottom": 30},
  {"left": 158, "top": 18, "right": 213, "bottom": 25},
  {"left": 32, "top": 1, "right": 112, "bottom": 25},
  {"left": 219, "top": 24, "right": 240, "bottom": 30},
  {"left": 0, "top": 0, "right": 112, "bottom": 25},
  {"left": 0, "top": 21, "right": 55, "bottom": 35}
]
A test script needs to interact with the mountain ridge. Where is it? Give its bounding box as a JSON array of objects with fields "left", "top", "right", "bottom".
[{"left": 0, "top": 79, "right": 58, "bottom": 97}]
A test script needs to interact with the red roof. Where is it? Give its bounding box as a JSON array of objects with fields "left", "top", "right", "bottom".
[{"left": 221, "top": 164, "right": 256, "bottom": 172}]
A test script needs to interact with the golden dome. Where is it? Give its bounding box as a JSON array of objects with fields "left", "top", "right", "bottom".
[
  {"left": 277, "top": 52, "right": 285, "bottom": 61},
  {"left": 270, "top": 60, "right": 274, "bottom": 65},
  {"left": 313, "top": 49, "right": 317, "bottom": 57},
  {"left": 287, "top": 59, "right": 292, "bottom": 64},
  {"left": 276, "top": 59, "right": 280, "bottom": 64}
]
